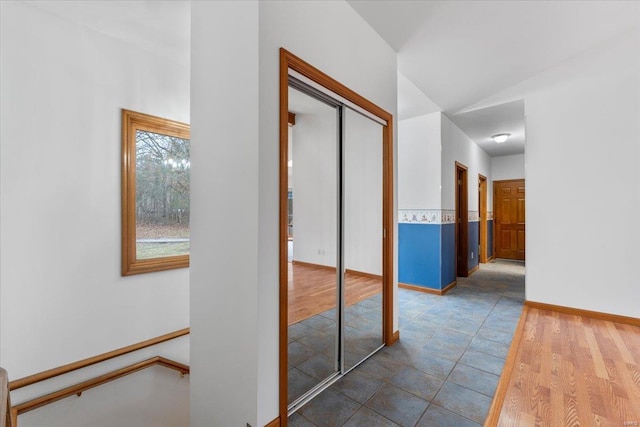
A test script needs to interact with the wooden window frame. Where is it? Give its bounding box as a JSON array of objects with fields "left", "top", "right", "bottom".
[{"left": 121, "top": 109, "right": 190, "bottom": 276}]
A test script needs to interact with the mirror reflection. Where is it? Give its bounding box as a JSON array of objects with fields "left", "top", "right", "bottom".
[
  {"left": 287, "top": 86, "right": 339, "bottom": 405},
  {"left": 286, "top": 82, "right": 385, "bottom": 411},
  {"left": 343, "top": 108, "right": 384, "bottom": 370}
]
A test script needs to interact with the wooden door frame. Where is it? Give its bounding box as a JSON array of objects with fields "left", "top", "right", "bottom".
[
  {"left": 493, "top": 178, "right": 526, "bottom": 261},
  {"left": 279, "top": 48, "right": 395, "bottom": 424},
  {"left": 455, "top": 162, "right": 468, "bottom": 277},
  {"left": 478, "top": 174, "right": 487, "bottom": 263}
]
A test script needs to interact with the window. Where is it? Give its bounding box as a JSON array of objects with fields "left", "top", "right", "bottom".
[{"left": 122, "top": 109, "right": 190, "bottom": 275}]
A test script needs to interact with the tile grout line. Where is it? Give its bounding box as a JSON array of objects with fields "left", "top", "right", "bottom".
[
  {"left": 290, "top": 261, "right": 524, "bottom": 426},
  {"left": 419, "top": 269, "right": 519, "bottom": 425}
]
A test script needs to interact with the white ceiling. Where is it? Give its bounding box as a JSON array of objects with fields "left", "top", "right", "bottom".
[
  {"left": 25, "top": 1, "right": 190, "bottom": 64},
  {"left": 397, "top": 72, "right": 441, "bottom": 120},
  {"left": 452, "top": 100, "right": 524, "bottom": 157},
  {"left": 349, "top": 0, "right": 640, "bottom": 157},
  {"left": 26, "top": 1, "right": 638, "bottom": 157}
]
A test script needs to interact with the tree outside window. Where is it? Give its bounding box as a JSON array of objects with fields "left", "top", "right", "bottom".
[{"left": 122, "top": 109, "right": 190, "bottom": 275}]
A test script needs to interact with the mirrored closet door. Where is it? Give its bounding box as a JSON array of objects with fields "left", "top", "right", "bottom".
[
  {"left": 286, "top": 78, "right": 385, "bottom": 414},
  {"left": 343, "top": 107, "right": 384, "bottom": 372},
  {"left": 287, "top": 84, "right": 340, "bottom": 407}
]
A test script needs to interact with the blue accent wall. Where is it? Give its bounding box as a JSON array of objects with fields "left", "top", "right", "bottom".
[
  {"left": 399, "top": 219, "right": 482, "bottom": 290},
  {"left": 468, "top": 221, "right": 479, "bottom": 272},
  {"left": 398, "top": 223, "right": 441, "bottom": 289},
  {"left": 440, "top": 224, "right": 456, "bottom": 287},
  {"left": 487, "top": 220, "right": 494, "bottom": 259}
]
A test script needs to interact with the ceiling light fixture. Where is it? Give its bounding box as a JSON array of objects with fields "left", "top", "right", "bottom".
[{"left": 492, "top": 133, "right": 511, "bottom": 144}]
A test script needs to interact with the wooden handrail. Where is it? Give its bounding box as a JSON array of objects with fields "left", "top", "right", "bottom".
[
  {"left": 12, "top": 356, "right": 188, "bottom": 424},
  {"left": 9, "top": 328, "right": 189, "bottom": 390},
  {"left": 1, "top": 367, "right": 11, "bottom": 427}
]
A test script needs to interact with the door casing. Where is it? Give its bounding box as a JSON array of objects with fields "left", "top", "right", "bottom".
[
  {"left": 478, "top": 174, "right": 487, "bottom": 263},
  {"left": 279, "top": 48, "right": 395, "bottom": 424},
  {"left": 493, "top": 179, "right": 526, "bottom": 260},
  {"left": 455, "top": 162, "right": 468, "bottom": 277}
]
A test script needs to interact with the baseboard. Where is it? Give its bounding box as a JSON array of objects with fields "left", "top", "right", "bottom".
[
  {"left": 487, "top": 255, "right": 495, "bottom": 262},
  {"left": 291, "top": 260, "right": 334, "bottom": 271},
  {"left": 399, "top": 281, "right": 457, "bottom": 296},
  {"left": 391, "top": 330, "right": 400, "bottom": 344},
  {"left": 484, "top": 305, "right": 529, "bottom": 427},
  {"left": 345, "top": 269, "right": 382, "bottom": 280},
  {"left": 399, "top": 282, "right": 443, "bottom": 295},
  {"left": 264, "top": 417, "right": 280, "bottom": 427},
  {"left": 441, "top": 280, "right": 457, "bottom": 295},
  {"left": 468, "top": 265, "right": 479, "bottom": 276},
  {"left": 291, "top": 262, "right": 381, "bottom": 280},
  {"left": 524, "top": 300, "right": 640, "bottom": 327}
]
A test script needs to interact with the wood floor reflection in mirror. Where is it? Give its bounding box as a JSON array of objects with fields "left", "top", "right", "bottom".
[{"left": 288, "top": 261, "right": 382, "bottom": 325}]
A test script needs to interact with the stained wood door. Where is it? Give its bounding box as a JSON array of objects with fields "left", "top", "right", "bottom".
[
  {"left": 455, "top": 162, "right": 468, "bottom": 277},
  {"left": 479, "top": 175, "right": 487, "bottom": 263},
  {"left": 494, "top": 179, "right": 525, "bottom": 260}
]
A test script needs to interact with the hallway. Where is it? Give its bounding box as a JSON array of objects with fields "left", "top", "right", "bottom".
[{"left": 289, "top": 259, "right": 525, "bottom": 426}]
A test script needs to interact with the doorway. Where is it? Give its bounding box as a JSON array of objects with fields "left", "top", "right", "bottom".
[
  {"left": 455, "top": 162, "right": 468, "bottom": 277},
  {"left": 279, "top": 49, "right": 395, "bottom": 422},
  {"left": 494, "top": 179, "right": 526, "bottom": 260},
  {"left": 478, "top": 174, "right": 487, "bottom": 263}
]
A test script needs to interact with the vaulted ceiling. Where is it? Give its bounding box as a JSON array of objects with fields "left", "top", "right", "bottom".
[
  {"left": 25, "top": 1, "right": 190, "bottom": 64},
  {"left": 27, "top": 1, "right": 638, "bottom": 157},
  {"left": 348, "top": 0, "right": 639, "bottom": 156}
]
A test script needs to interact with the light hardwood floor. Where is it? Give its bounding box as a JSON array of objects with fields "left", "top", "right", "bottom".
[
  {"left": 288, "top": 262, "right": 382, "bottom": 325},
  {"left": 488, "top": 306, "right": 640, "bottom": 427}
]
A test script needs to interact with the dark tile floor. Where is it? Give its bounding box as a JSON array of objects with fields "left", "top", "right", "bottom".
[
  {"left": 288, "top": 293, "right": 384, "bottom": 404},
  {"left": 289, "top": 259, "right": 525, "bottom": 427}
]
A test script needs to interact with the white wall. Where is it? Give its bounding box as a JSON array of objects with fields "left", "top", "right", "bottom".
[
  {"left": 525, "top": 29, "right": 640, "bottom": 317},
  {"left": 288, "top": 128, "right": 293, "bottom": 188},
  {"left": 344, "top": 109, "right": 383, "bottom": 276},
  {"left": 291, "top": 98, "right": 338, "bottom": 267},
  {"left": 441, "top": 115, "right": 492, "bottom": 211},
  {"left": 0, "top": 2, "right": 190, "bottom": 424},
  {"left": 0, "top": 1, "right": 190, "bottom": 416},
  {"left": 190, "top": 2, "right": 259, "bottom": 427},
  {"left": 492, "top": 154, "right": 525, "bottom": 181},
  {"left": 292, "top": 105, "right": 382, "bottom": 276},
  {"left": 258, "top": 1, "right": 397, "bottom": 424},
  {"left": 191, "top": 1, "right": 396, "bottom": 424},
  {"left": 398, "top": 113, "right": 442, "bottom": 209}
]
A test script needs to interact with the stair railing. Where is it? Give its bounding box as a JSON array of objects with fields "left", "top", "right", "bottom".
[
  {"left": 1, "top": 367, "right": 12, "bottom": 427},
  {"left": 6, "top": 328, "right": 189, "bottom": 427}
]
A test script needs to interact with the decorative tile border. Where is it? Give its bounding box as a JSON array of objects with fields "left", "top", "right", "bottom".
[
  {"left": 398, "top": 210, "right": 492, "bottom": 224},
  {"left": 398, "top": 210, "right": 456, "bottom": 224},
  {"left": 399, "top": 210, "right": 440, "bottom": 224},
  {"left": 441, "top": 210, "right": 455, "bottom": 224}
]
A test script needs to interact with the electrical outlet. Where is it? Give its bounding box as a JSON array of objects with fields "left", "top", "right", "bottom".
[{"left": 471, "top": 252, "right": 474, "bottom": 259}]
